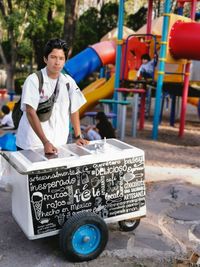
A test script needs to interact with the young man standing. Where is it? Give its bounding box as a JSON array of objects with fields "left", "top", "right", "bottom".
[{"left": 16, "top": 38, "right": 88, "bottom": 154}]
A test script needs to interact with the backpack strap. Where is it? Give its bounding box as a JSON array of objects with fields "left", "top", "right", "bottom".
[
  {"left": 35, "top": 70, "right": 43, "bottom": 93},
  {"left": 35, "top": 71, "right": 70, "bottom": 110},
  {"left": 66, "top": 82, "right": 71, "bottom": 113}
]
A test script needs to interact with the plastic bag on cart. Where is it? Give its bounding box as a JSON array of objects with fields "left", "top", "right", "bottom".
[
  {"left": 0, "top": 153, "right": 13, "bottom": 191},
  {"left": 0, "top": 133, "right": 17, "bottom": 151}
]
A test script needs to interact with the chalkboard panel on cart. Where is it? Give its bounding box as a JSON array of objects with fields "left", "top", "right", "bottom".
[{"left": 28, "top": 156, "right": 145, "bottom": 235}]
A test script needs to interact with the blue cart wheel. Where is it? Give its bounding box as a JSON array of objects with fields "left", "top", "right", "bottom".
[
  {"left": 118, "top": 219, "right": 140, "bottom": 232},
  {"left": 72, "top": 224, "right": 101, "bottom": 255},
  {"left": 60, "top": 211, "right": 108, "bottom": 262}
]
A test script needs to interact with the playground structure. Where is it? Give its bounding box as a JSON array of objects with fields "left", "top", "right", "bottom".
[
  {"left": 154, "top": 0, "right": 200, "bottom": 139},
  {"left": 113, "top": 0, "right": 200, "bottom": 140},
  {"left": 60, "top": 0, "right": 200, "bottom": 140}
]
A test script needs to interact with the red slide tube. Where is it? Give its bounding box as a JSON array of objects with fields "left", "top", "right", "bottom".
[
  {"left": 169, "top": 21, "right": 200, "bottom": 60},
  {"left": 91, "top": 41, "right": 116, "bottom": 65}
]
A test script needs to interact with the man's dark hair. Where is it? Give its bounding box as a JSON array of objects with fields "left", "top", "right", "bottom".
[
  {"left": 44, "top": 38, "right": 69, "bottom": 59},
  {"left": 141, "top": 53, "right": 151, "bottom": 61},
  {"left": 1, "top": 105, "right": 10, "bottom": 115}
]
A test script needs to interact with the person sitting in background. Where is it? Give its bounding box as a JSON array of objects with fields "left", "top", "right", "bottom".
[
  {"left": 0, "top": 105, "right": 14, "bottom": 128},
  {"left": 95, "top": 111, "right": 116, "bottom": 139},
  {"left": 81, "top": 125, "right": 101, "bottom": 141},
  {"left": 137, "top": 53, "right": 157, "bottom": 80}
]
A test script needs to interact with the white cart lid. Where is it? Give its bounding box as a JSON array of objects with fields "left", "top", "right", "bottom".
[{"left": 1, "top": 139, "right": 144, "bottom": 174}]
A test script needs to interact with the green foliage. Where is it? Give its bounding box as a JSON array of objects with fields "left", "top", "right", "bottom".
[
  {"left": 0, "top": 0, "right": 65, "bottom": 66},
  {"left": 17, "top": 39, "right": 32, "bottom": 63},
  {"left": 126, "top": 6, "right": 147, "bottom": 31},
  {"left": 6, "top": 12, "right": 24, "bottom": 37},
  {"left": 25, "top": 0, "right": 64, "bottom": 68},
  {"left": 14, "top": 76, "right": 26, "bottom": 95},
  {"left": 1, "top": 41, "right": 11, "bottom": 62},
  {"left": 73, "top": 3, "right": 119, "bottom": 55},
  {"left": 73, "top": 8, "right": 100, "bottom": 55},
  {"left": 99, "top": 2, "right": 118, "bottom": 37},
  {"left": 26, "top": 1, "right": 51, "bottom": 34}
]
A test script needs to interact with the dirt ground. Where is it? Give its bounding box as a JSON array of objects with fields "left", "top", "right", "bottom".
[
  {"left": 82, "top": 100, "right": 200, "bottom": 170},
  {"left": 123, "top": 103, "right": 200, "bottom": 169},
  {"left": 121, "top": 103, "right": 200, "bottom": 266}
]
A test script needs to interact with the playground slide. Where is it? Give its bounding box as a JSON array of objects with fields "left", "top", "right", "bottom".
[
  {"left": 79, "top": 75, "right": 115, "bottom": 116},
  {"left": 63, "top": 48, "right": 102, "bottom": 83},
  {"left": 82, "top": 78, "right": 106, "bottom": 95},
  {"left": 63, "top": 41, "right": 116, "bottom": 83},
  {"left": 63, "top": 41, "right": 116, "bottom": 84},
  {"left": 187, "top": 97, "right": 199, "bottom": 107},
  {"left": 63, "top": 41, "right": 116, "bottom": 114}
]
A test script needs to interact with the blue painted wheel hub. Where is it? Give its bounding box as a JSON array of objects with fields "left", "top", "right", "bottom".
[{"left": 72, "top": 224, "right": 101, "bottom": 255}]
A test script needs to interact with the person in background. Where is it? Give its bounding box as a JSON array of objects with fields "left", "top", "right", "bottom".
[
  {"left": 16, "top": 38, "right": 88, "bottom": 154},
  {"left": 95, "top": 111, "right": 116, "bottom": 139},
  {"left": 81, "top": 125, "right": 101, "bottom": 141},
  {"left": 0, "top": 105, "right": 14, "bottom": 128},
  {"left": 137, "top": 53, "right": 157, "bottom": 80}
]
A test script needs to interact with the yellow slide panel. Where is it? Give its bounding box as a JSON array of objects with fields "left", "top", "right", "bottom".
[
  {"left": 188, "top": 97, "right": 199, "bottom": 107},
  {"left": 80, "top": 75, "right": 115, "bottom": 116},
  {"left": 81, "top": 78, "right": 106, "bottom": 95}
]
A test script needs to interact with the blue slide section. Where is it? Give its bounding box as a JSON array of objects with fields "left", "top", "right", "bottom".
[{"left": 63, "top": 47, "right": 102, "bottom": 83}]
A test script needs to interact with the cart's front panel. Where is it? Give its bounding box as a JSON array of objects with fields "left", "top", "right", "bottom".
[{"left": 28, "top": 155, "right": 145, "bottom": 236}]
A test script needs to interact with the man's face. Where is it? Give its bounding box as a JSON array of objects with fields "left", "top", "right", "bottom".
[{"left": 44, "top": 48, "right": 66, "bottom": 76}]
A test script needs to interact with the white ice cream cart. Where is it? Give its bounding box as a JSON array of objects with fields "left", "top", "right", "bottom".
[{"left": 0, "top": 139, "right": 146, "bottom": 262}]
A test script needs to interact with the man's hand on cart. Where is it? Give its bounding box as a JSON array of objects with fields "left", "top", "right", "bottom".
[
  {"left": 44, "top": 140, "right": 58, "bottom": 154},
  {"left": 75, "top": 135, "right": 89, "bottom": 146}
]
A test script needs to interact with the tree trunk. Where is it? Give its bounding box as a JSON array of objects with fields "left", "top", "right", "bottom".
[
  {"left": 0, "top": 41, "right": 15, "bottom": 92},
  {"left": 63, "top": 0, "right": 79, "bottom": 56},
  {"left": 33, "top": 37, "right": 46, "bottom": 70},
  {"left": 9, "top": 33, "right": 17, "bottom": 92},
  {"left": 6, "top": 64, "right": 15, "bottom": 91}
]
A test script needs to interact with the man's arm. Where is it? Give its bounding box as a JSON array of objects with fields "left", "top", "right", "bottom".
[
  {"left": 70, "top": 111, "right": 88, "bottom": 145},
  {"left": 26, "top": 104, "right": 58, "bottom": 154}
]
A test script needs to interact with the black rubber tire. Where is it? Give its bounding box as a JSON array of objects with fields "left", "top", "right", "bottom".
[
  {"left": 59, "top": 211, "right": 108, "bottom": 262},
  {"left": 118, "top": 218, "right": 140, "bottom": 232}
]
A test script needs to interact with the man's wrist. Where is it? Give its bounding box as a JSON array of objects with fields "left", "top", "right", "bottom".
[
  {"left": 75, "top": 134, "right": 83, "bottom": 140},
  {"left": 43, "top": 140, "right": 50, "bottom": 145}
]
